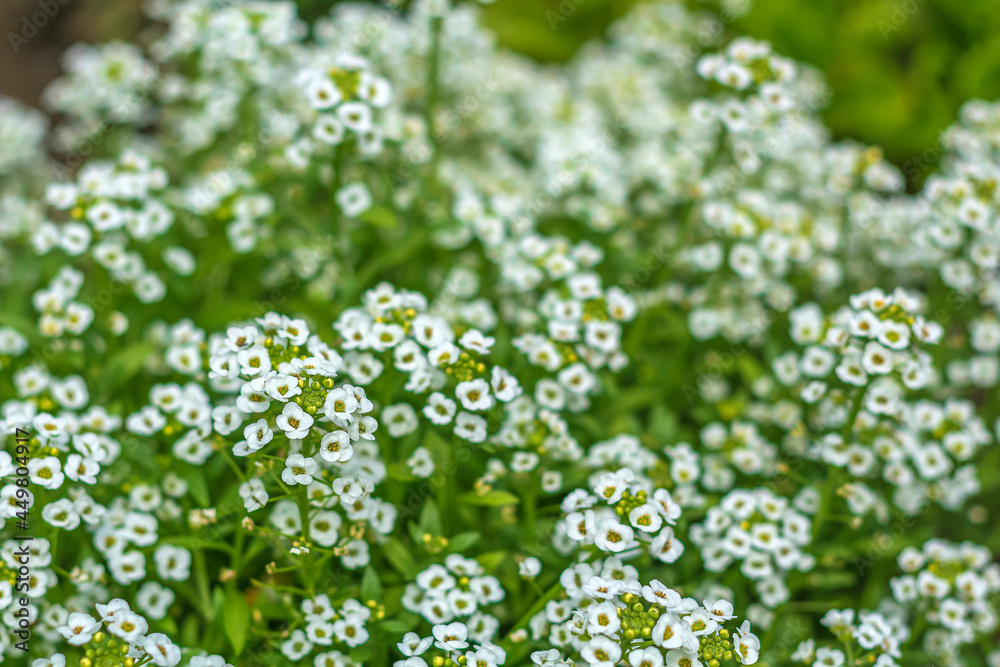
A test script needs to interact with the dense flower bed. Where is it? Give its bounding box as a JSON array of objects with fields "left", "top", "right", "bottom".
[{"left": 1, "top": 1, "right": 999, "bottom": 666}]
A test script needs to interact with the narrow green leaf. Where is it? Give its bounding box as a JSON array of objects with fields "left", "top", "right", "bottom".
[
  {"left": 475, "top": 550, "right": 508, "bottom": 570},
  {"left": 361, "top": 566, "right": 382, "bottom": 601},
  {"left": 186, "top": 467, "right": 210, "bottom": 506},
  {"left": 388, "top": 461, "right": 417, "bottom": 482},
  {"left": 380, "top": 619, "right": 413, "bottom": 633},
  {"left": 459, "top": 490, "right": 520, "bottom": 506},
  {"left": 360, "top": 206, "right": 398, "bottom": 228},
  {"left": 383, "top": 538, "right": 419, "bottom": 578},
  {"left": 223, "top": 589, "right": 251, "bottom": 656},
  {"left": 448, "top": 532, "right": 481, "bottom": 552},
  {"left": 420, "top": 500, "right": 442, "bottom": 533}
]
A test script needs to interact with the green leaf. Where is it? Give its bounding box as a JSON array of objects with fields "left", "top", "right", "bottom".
[
  {"left": 475, "top": 550, "right": 508, "bottom": 570},
  {"left": 420, "top": 500, "right": 442, "bottom": 534},
  {"left": 361, "top": 566, "right": 382, "bottom": 601},
  {"left": 811, "top": 571, "right": 858, "bottom": 589},
  {"left": 459, "top": 490, "right": 520, "bottom": 506},
  {"left": 383, "top": 538, "right": 419, "bottom": 578},
  {"left": 159, "top": 535, "right": 233, "bottom": 553},
  {"left": 388, "top": 461, "right": 417, "bottom": 482},
  {"left": 360, "top": 206, "right": 398, "bottom": 228},
  {"left": 422, "top": 429, "right": 450, "bottom": 459},
  {"left": 380, "top": 619, "right": 414, "bottom": 633},
  {"left": 223, "top": 588, "right": 251, "bottom": 656},
  {"left": 447, "top": 532, "right": 481, "bottom": 552},
  {"left": 180, "top": 614, "right": 200, "bottom": 647},
  {"left": 97, "top": 342, "right": 158, "bottom": 391},
  {"left": 649, "top": 404, "right": 678, "bottom": 441},
  {"left": 186, "top": 467, "right": 211, "bottom": 507}
]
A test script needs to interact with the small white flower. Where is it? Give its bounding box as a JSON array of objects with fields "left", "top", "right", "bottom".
[
  {"left": 282, "top": 454, "right": 318, "bottom": 486},
  {"left": 276, "top": 402, "right": 314, "bottom": 438},
  {"left": 58, "top": 612, "right": 100, "bottom": 646}
]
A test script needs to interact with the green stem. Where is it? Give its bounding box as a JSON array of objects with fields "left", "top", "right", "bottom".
[
  {"left": 522, "top": 474, "right": 537, "bottom": 544},
  {"left": 250, "top": 578, "right": 311, "bottom": 596},
  {"left": 193, "top": 546, "right": 213, "bottom": 619},
  {"left": 297, "top": 489, "right": 316, "bottom": 597},
  {"left": 424, "top": 15, "right": 444, "bottom": 165},
  {"left": 841, "top": 381, "right": 870, "bottom": 446},
  {"left": 332, "top": 143, "right": 354, "bottom": 304},
  {"left": 441, "top": 440, "right": 456, "bottom": 535},
  {"left": 844, "top": 639, "right": 856, "bottom": 666},
  {"left": 221, "top": 447, "right": 247, "bottom": 483},
  {"left": 814, "top": 381, "right": 870, "bottom": 539},
  {"left": 501, "top": 579, "right": 565, "bottom": 644}
]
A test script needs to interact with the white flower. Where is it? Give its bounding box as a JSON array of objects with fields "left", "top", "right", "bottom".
[
  {"left": 243, "top": 418, "right": 273, "bottom": 452},
  {"left": 518, "top": 557, "right": 542, "bottom": 579},
  {"left": 454, "top": 412, "right": 488, "bottom": 442},
  {"left": 704, "top": 599, "right": 736, "bottom": 621},
  {"left": 144, "top": 633, "right": 182, "bottom": 666},
  {"left": 266, "top": 374, "right": 302, "bottom": 401},
  {"left": 336, "top": 182, "right": 372, "bottom": 218},
  {"left": 663, "top": 649, "right": 700, "bottom": 667},
  {"left": 282, "top": 454, "right": 318, "bottom": 486},
  {"left": 319, "top": 430, "right": 353, "bottom": 462},
  {"left": 629, "top": 647, "right": 666, "bottom": 667},
  {"left": 338, "top": 102, "right": 373, "bottom": 133},
  {"left": 276, "top": 402, "right": 314, "bottom": 438},
  {"left": 189, "top": 657, "right": 232, "bottom": 667},
  {"left": 305, "top": 77, "right": 342, "bottom": 109},
  {"left": 432, "top": 622, "right": 469, "bottom": 651},
  {"left": 861, "top": 342, "right": 893, "bottom": 375},
  {"left": 58, "top": 612, "right": 100, "bottom": 645},
  {"left": 814, "top": 647, "right": 844, "bottom": 667},
  {"left": 581, "top": 635, "right": 622, "bottom": 667},
  {"left": 490, "top": 366, "right": 522, "bottom": 402},
  {"left": 593, "top": 519, "right": 634, "bottom": 553},
  {"left": 586, "top": 601, "right": 621, "bottom": 636},
  {"left": 651, "top": 528, "right": 685, "bottom": 563},
  {"left": 465, "top": 647, "right": 501, "bottom": 667},
  {"left": 238, "top": 478, "right": 269, "bottom": 512},
  {"left": 652, "top": 612, "right": 692, "bottom": 650},
  {"left": 734, "top": 621, "right": 761, "bottom": 664},
  {"left": 154, "top": 545, "right": 192, "bottom": 581},
  {"left": 423, "top": 392, "right": 457, "bottom": 425},
  {"left": 685, "top": 608, "right": 719, "bottom": 636},
  {"left": 281, "top": 629, "right": 313, "bottom": 661},
  {"left": 459, "top": 329, "right": 495, "bottom": 354},
  {"left": 456, "top": 379, "right": 494, "bottom": 411},
  {"left": 324, "top": 387, "right": 358, "bottom": 421},
  {"left": 398, "top": 632, "right": 433, "bottom": 657},
  {"left": 107, "top": 608, "right": 148, "bottom": 642},
  {"left": 628, "top": 503, "right": 663, "bottom": 533},
  {"left": 28, "top": 456, "right": 64, "bottom": 489},
  {"left": 313, "top": 115, "right": 345, "bottom": 144}
]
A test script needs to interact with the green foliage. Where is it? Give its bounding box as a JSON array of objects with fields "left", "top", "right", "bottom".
[{"left": 476, "top": 0, "right": 1000, "bottom": 189}]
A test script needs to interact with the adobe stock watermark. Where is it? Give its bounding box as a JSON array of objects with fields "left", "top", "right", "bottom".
[
  {"left": 878, "top": 0, "right": 927, "bottom": 40},
  {"left": 546, "top": 0, "right": 587, "bottom": 30},
  {"left": 8, "top": 0, "right": 72, "bottom": 54}
]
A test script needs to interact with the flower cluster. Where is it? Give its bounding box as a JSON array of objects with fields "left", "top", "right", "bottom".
[
  {"left": 559, "top": 468, "right": 685, "bottom": 564},
  {"left": 890, "top": 540, "right": 1000, "bottom": 659},
  {"left": 55, "top": 599, "right": 181, "bottom": 667},
  {"left": 527, "top": 567, "right": 761, "bottom": 667},
  {"left": 690, "top": 487, "right": 814, "bottom": 609},
  {"left": 791, "top": 607, "right": 909, "bottom": 667},
  {"left": 403, "top": 557, "right": 506, "bottom": 628},
  {"left": 2, "top": 0, "right": 999, "bottom": 665}
]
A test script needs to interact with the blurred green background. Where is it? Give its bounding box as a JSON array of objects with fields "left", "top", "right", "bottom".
[{"left": 4, "top": 0, "right": 1000, "bottom": 191}]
